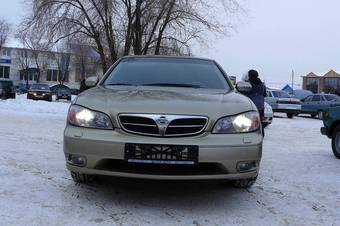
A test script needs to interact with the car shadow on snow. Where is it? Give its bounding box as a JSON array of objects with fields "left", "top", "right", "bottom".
[{"left": 64, "top": 176, "right": 258, "bottom": 211}]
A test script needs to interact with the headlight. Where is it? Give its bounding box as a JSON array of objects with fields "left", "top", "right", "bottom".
[
  {"left": 212, "top": 111, "right": 261, "bottom": 133},
  {"left": 67, "top": 105, "right": 113, "bottom": 129}
]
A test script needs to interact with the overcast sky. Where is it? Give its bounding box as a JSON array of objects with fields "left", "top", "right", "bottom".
[{"left": 2, "top": 0, "right": 340, "bottom": 88}]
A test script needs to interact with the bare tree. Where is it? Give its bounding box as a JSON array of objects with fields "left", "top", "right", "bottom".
[
  {"left": 53, "top": 42, "right": 71, "bottom": 85},
  {"left": 16, "top": 25, "right": 53, "bottom": 83},
  {"left": 22, "top": 0, "right": 243, "bottom": 73},
  {"left": 0, "top": 18, "right": 10, "bottom": 52},
  {"left": 16, "top": 49, "right": 32, "bottom": 89}
]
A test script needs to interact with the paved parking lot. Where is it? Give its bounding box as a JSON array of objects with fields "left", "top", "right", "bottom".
[{"left": 0, "top": 97, "right": 339, "bottom": 226}]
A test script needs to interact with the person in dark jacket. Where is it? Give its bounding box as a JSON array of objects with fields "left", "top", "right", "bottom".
[
  {"left": 246, "top": 69, "right": 266, "bottom": 135},
  {"left": 79, "top": 78, "right": 88, "bottom": 93}
]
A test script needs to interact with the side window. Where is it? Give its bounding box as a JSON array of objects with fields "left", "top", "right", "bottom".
[
  {"left": 320, "top": 95, "right": 326, "bottom": 102},
  {"left": 312, "top": 95, "right": 321, "bottom": 102},
  {"left": 304, "top": 96, "right": 312, "bottom": 102}
]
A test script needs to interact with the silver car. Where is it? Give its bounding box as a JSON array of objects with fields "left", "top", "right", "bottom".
[
  {"left": 64, "top": 56, "right": 263, "bottom": 188},
  {"left": 265, "top": 90, "right": 301, "bottom": 118}
]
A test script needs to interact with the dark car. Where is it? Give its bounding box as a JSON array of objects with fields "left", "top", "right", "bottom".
[
  {"left": 27, "top": 83, "right": 52, "bottom": 101},
  {"left": 320, "top": 107, "right": 340, "bottom": 159},
  {"left": 0, "top": 80, "right": 16, "bottom": 99},
  {"left": 56, "top": 87, "right": 72, "bottom": 101},
  {"left": 300, "top": 94, "right": 340, "bottom": 119}
]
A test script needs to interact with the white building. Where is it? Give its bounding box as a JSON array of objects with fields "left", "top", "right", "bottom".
[{"left": 0, "top": 46, "right": 102, "bottom": 89}]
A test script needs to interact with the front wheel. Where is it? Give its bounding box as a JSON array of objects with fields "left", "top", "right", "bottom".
[
  {"left": 233, "top": 176, "right": 257, "bottom": 188},
  {"left": 332, "top": 125, "right": 340, "bottom": 159},
  {"left": 287, "top": 113, "right": 294, "bottom": 119}
]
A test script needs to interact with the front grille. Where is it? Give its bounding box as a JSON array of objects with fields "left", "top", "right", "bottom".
[
  {"left": 119, "top": 115, "right": 159, "bottom": 135},
  {"left": 119, "top": 114, "right": 208, "bottom": 137},
  {"left": 95, "top": 159, "right": 228, "bottom": 176}
]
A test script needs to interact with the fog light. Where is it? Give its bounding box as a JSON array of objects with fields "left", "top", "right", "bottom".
[
  {"left": 237, "top": 161, "right": 257, "bottom": 172},
  {"left": 67, "top": 154, "right": 87, "bottom": 167}
]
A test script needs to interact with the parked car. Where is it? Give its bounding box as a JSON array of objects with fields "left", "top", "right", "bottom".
[
  {"left": 64, "top": 56, "right": 263, "bottom": 188},
  {"left": 300, "top": 94, "right": 340, "bottom": 119},
  {"left": 262, "top": 102, "right": 273, "bottom": 128},
  {"left": 0, "top": 80, "right": 16, "bottom": 99},
  {"left": 56, "top": 87, "right": 71, "bottom": 101},
  {"left": 292, "top": 89, "right": 313, "bottom": 100},
  {"left": 265, "top": 90, "right": 301, "bottom": 118},
  {"left": 17, "top": 83, "right": 30, "bottom": 94},
  {"left": 320, "top": 107, "right": 340, "bottom": 159},
  {"left": 27, "top": 83, "right": 52, "bottom": 101}
]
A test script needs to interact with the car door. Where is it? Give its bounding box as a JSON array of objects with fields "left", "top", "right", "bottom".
[
  {"left": 319, "top": 95, "right": 329, "bottom": 111},
  {"left": 264, "top": 91, "right": 276, "bottom": 109},
  {"left": 310, "top": 95, "right": 321, "bottom": 113},
  {"left": 301, "top": 96, "right": 313, "bottom": 113}
]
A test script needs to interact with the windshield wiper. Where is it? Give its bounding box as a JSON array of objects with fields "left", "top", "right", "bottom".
[{"left": 142, "top": 83, "right": 201, "bottom": 88}]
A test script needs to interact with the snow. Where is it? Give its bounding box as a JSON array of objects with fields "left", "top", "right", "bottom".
[{"left": 0, "top": 97, "right": 339, "bottom": 226}]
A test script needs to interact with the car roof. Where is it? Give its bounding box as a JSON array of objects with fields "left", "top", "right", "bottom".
[{"left": 120, "top": 55, "right": 215, "bottom": 62}]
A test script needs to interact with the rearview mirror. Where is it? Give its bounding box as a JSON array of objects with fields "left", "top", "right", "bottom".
[
  {"left": 236, "top": 81, "right": 252, "bottom": 94},
  {"left": 85, "top": 76, "right": 99, "bottom": 88}
]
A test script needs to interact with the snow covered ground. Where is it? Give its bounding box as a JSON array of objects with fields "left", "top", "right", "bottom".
[{"left": 0, "top": 95, "right": 339, "bottom": 226}]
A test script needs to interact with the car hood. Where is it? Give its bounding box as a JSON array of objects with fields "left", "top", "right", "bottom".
[
  {"left": 75, "top": 86, "right": 255, "bottom": 128},
  {"left": 29, "top": 89, "right": 51, "bottom": 92}
]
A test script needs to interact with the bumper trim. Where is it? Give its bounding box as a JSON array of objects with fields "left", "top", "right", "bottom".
[
  {"left": 320, "top": 127, "right": 328, "bottom": 136},
  {"left": 67, "top": 163, "right": 258, "bottom": 180}
]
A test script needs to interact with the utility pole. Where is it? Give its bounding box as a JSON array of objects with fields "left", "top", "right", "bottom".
[{"left": 291, "top": 70, "right": 294, "bottom": 94}]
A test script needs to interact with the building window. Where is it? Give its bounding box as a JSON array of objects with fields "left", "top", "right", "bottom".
[
  {"left": 47, "top": 69, "right": 59, "bottom": 81},
  {"left": 20, "top": 68, "right": 39, "bottom": 81},
  {"left": 1, "top": 49, "right": 11, "bottom": 57},
  {"left": 324, "top": 78, "right": 338, "bottom": 89},
  {"left": 305, "top": 77, "right": 319, "bottom": 93},
  {"left": 0, "top": 66, "right": 10, "bottom": 78}
]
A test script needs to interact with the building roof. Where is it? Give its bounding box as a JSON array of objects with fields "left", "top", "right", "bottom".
[
  {"left": 323, "top": 70, "right": 340, "bottom": 77},
  {"left": 282, "top": 84, "right": 293, "bottom": 93},
  {"left": 303, "top": 70, "right": 340, "bottom": 78},
  {"left": 305, "top": 72, "right": 318, "bottom": 77}
]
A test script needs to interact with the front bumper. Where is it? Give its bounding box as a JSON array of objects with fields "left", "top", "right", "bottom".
[
  {"left": 64, "top": 126, "right": 262, "bottom": 180},
  {"left": 28, "top": 93, "right": 52, "bottom": 100}
]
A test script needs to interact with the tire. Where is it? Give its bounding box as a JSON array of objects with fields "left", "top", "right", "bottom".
[
  {"left": 287, "top": 113, "right": 294, "bottom": 119},
  {"left": 70, "top": 171, "right": 93, "bottom": 183},
  {"left": 233, "top": 176, "right": 257, "bottom": 188},
  {"left": 332, "top": 125, "right": 340, "bottom": 159},
  {"left": 318, "top": 111, "right": 323, "bottom": 120}
]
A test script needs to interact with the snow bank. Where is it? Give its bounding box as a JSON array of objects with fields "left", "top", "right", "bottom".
[{"left": 0, "top": 94, "right": 71, "bottom": 115}]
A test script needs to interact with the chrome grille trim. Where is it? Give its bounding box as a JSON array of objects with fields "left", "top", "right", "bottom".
[{"left": 118, "top": 114, "right": 208, "bottom": 137}]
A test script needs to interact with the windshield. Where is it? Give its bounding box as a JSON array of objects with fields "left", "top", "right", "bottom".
[
  {"left": 324, "top": 95, "right": 340, "bottom": 101},
  {"left": 0, "top": 81, "right": 13, "bottom": 89},
  {"left": 58, "top": 88, "right": 71, "bottom": 94},
  {"left": 272, "top": 91, "right": 290, "bottom": 98},
  {"left": 31, "top": 84, "right": 50, "bottom": 90},
  {"left": 102, "top": 58, "right": 231, "bottom": 90}
]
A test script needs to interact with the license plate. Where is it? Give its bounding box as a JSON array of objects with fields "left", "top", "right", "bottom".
[{"left": 125, "top": 143, "right": 199, "bottom": 165}]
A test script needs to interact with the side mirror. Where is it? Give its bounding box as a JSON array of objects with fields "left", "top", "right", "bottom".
[
  {"left": 236, "top": 81, "right": 252, "bottom": 94},
  {"left": 85, "top": 76, "right": 99, "bottom": 87}
]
